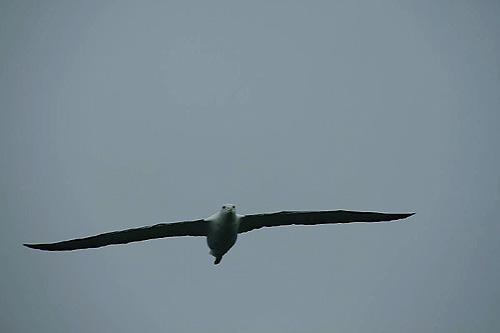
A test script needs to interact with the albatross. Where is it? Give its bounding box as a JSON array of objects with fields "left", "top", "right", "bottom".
[{"left": 24, "top": 204, "right": 414, "bottom": 264}]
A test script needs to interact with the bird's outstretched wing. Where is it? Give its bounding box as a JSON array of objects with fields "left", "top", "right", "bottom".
[
  {"left": 238, "top": 210, "right": 414, "bottom": 234},
  {"left": 24, "top": 219, "right": 208, "bottom": 251}
]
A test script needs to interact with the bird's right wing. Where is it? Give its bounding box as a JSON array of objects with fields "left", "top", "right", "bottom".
[
  {"left": 238, "top": 210, "right": 414, "bottom": 234},
  {"left": 24, "top": 219, "right": 208, "bottom": 251}
]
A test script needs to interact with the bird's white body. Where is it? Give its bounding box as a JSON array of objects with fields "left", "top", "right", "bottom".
[{"left": 205, "top": 204, "right": 242, "bottom": 264}]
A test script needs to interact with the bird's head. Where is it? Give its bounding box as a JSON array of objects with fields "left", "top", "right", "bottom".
[{"left": 221, "top": 204, "right": 236, "bottom": 214}]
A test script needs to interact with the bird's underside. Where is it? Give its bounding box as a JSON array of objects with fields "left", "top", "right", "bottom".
[{"left": 24, "top": 204, "right": 414, "bottom": 264}]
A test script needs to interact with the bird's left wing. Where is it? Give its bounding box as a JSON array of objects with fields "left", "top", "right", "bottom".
[
  {"left": 238, "top": 210, "right": 414, "bottom": 234},
  {"left": 24, "top": 219, "right": 208, "bottom": 251}
]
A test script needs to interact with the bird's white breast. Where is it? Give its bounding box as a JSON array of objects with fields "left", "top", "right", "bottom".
[{"left": 205, "top": 211, "right": 241, "bottom": 258}]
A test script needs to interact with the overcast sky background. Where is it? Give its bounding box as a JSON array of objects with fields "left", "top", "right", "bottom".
[{"left": 1, "top": 1, "right": 499, "bottom": 332}]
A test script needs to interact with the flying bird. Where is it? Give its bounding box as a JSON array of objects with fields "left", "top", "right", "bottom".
[{"left": 24, "top": 204, "right": 414, "bottom": 264}]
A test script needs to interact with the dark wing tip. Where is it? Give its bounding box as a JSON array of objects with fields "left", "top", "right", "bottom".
[
  {"left": 392, "top": 212, "right": 415, "bottom": 220},
  {"left": 24, "top": 243, "right": 41, "bottom": 249},
  {"left": 24, "top": 243, "right": 57, "bottom": 251}
]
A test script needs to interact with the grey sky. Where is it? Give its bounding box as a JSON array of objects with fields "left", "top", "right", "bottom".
[{"left": 1, "top": 1, "right": 499, "bottom": 332}]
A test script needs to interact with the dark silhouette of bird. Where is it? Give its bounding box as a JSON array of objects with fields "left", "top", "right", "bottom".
[{"left": 24, "top": 204, "right": 414, "bottom": 264}]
